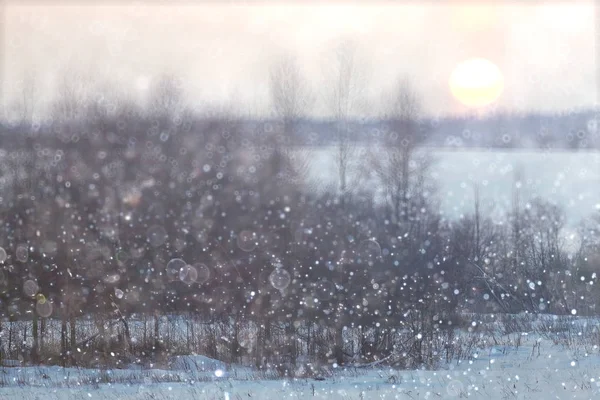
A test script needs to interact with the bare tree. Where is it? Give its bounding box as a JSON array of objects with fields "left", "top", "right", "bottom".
[
  {"left": 269, "top": 53, "right": 313, "bottom": 143},
  {"left": 51, "top": 68, "right": 91, "bottom": 123},
  {"left": 370, "top": 77, "right": 425, "bottom": 224},
  {"left": 148, "top": 72, "right": 184, "bottom": 127},
  {"left": 267, "top": 54, "right": 317, "bottom": 368},
  {"left": 12, "top": 71, "right": 37, "bottom": 128},
  {"left": 325, "top": 39, "right": 367, "bottom": 202},
  {"left": 268, "top": 53, "right": 314, "bottom": 187}
]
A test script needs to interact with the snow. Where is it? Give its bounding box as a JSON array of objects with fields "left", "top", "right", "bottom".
[
  {"left": 3, "top": 330, "right": 600, "bottom": 399},
  {"left": 169, "top": 354, "right": 228, "bottom": 378}
]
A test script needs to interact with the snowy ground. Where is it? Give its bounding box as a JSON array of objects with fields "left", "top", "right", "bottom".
[{"left": 2, "top": 333, "right": 600, "bottom": 399}]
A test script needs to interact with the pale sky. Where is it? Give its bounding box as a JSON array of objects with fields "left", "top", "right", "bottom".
[{"left": 1, "top": 1, "right": 596, "bottom": 118}]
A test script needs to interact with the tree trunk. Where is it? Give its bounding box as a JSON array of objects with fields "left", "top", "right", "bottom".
[
  {"left": 60, "top": 315, "right": 67, "bottom": 367},
  {"left": 8, "top": 320, "right": 13, "bottom": 360},
  {"left": 186, "top": 313, "right": 190, "bottom": 353},
  {"left": 32, "top": 314, "right": 39, "bottom": 364},
  {"left": 143, "top": 314, "right": 147, "bottom": 348},
  {"left": 117, "top": 313, "right": 132, "bottom": 353},
  {"left": 230, "top": 319, "right": 240, "bottom": 364},
  {"left": 306, "top": 320, "right": 311, "bottom": 358},
  {"left": 264, "top": 317, "right": 272, "bottom": 362},
  {"left": 334, "top": 328, "right": 344, "bottom": 366},
  {"left": 190, "top": 313, "right": 195, "bottom": 352},
  {"left": 98, "top": 314, "right": 107, "bottom": 361},
  {"left": 154, "top": 312, "right": 160, "bottom": 351},
  {"left": 70, "top": 315, "right": 76, "bottom": 365},
  {"left": 286, "top": 321, "right": 297, "bottom": 367},
  {"left": 40, "top": 318, "right": 45, "bottom": 357},
  {"left": 401, "top": 148, "right": 409, "bottom": 224},
  {"left": 22, "top": 322, "right": 27, "bottom": 360}
]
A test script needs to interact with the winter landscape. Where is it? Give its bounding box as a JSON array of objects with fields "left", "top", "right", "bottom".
[{"left": 1, "top": 1, "right": 599, "bottom": 399}]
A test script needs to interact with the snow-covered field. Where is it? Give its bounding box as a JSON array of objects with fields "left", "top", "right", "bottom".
[
  {"left": 3, "top": 329, "right": 600, "bottom": 399},
  {"left": 302, "top": 148, "right": 600, "bottom": 224}
]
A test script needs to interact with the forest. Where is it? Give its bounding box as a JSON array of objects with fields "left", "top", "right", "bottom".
[{"left": 0, "top": 50, "right": 598, "bottom": 378}]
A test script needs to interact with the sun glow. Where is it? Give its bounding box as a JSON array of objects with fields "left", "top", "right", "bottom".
[{"left": 449, "top": 58, "right": 504, "bottom": 108}]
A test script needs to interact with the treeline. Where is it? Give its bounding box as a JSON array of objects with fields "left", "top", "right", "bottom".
[{"left": 5, "top": 110, "right": 597, "bottom": 149}]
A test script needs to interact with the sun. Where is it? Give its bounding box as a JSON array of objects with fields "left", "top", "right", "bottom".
[{"left": 449, "top": 58, "right": 504, "bottom": 108}]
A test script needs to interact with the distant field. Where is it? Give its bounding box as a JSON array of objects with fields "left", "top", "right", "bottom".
[{"left": 299, "top": 147, "right": 600, "bottom": 225}]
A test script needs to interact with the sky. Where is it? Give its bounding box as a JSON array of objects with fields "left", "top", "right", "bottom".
[{"left": 1, "top": 1, "right": 596, "bottom": 118}]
